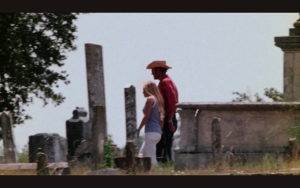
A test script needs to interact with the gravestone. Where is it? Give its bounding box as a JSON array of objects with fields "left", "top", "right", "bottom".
[
  {"left": 85, "top": 43, "right": 107, "bottom": 170},
  {"left": 36, "top": 152, "right": 49, "bottom": 175},
  {"left": 0, "top": 111, "right": 18, "bottom": 163},
  {"left": 124, "top": 85, "right": 139, "bottom": 153},
  {"left": 125, "top": 140, "right": 136, "bottom": 174},
  {"left": 29, "top": 133, "right": 67, "bottom": 163},
  {"left": 114, "top": 140, "right": 151, "bottom": 173},
  {"left": 211, "top": 117, "right": 222, "bottom": 169},
  {"left": 66, "top": 107, "right": 89, "bottom": 161}
]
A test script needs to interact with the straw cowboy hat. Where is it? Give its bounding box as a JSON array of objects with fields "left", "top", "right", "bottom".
[{"left": 146, "top": 60, "right": 172, "bottom": 69}]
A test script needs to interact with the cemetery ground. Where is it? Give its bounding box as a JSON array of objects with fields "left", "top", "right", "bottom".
[{"left": 2, "top": 149, "right": 300, "bottom": 175}]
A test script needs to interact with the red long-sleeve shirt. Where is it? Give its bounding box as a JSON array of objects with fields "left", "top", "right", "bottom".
[{"left": 158, "top": 75, "right": 179, "bottom": 114}]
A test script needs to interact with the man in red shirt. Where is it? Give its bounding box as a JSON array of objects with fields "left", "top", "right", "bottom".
[{"left": 146, "top": 60, "right": 179, "bottom": 163}]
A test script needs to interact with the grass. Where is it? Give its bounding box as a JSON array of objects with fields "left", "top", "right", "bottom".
[{"left": 2, "top": 155, "right": 300, "bottom": 175}]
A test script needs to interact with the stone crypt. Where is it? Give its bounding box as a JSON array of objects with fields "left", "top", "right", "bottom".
[{"left": 174, "top": 18, "right": 300, "bottom": 170}]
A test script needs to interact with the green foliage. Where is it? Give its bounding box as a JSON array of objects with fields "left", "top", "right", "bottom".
[
  {"left": 18, "top": 144, "right": 29, "bottom": 163},
  {"left": 264, "top": 88, "right": 284, "bottom": 102},
  {"left": 232, "top": 88, "right": 283, "bottom": 102},
  {"left": 103, "top": 134, "right": 117, "bottom": 168},
  {"left": 0, "top": 13, "right": 80, "bottom": 125},
  {"left": 232, "top": 92, "right": 253, "bottom": 102}
]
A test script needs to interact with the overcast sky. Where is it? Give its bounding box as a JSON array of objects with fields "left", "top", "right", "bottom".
[{"left": 5, "top": 13, "right": 300, "bottom": 153}]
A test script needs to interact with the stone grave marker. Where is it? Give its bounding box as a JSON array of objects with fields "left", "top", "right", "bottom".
[
  {"left": 124, "top": 85, "right": 139, "bottom": 154},
  {"left": 0, "top": 111, "right": 18, "bottom": 163}
]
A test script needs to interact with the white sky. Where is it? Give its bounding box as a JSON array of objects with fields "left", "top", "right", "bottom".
[{"left": 10, "top": 13, "right": 300, "bottom": 152}]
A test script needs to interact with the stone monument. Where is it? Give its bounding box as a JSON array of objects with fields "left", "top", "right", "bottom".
[
  {"left": 66, "top": 107, "right": 89, "bottom": 161},
  {"left": 275, "top": 17, "right": 300, "bottom": 101},
  {"left": 124, "top": 85, "right": 139, "bottom": 153},
  {"left": 0, "top": 111, "right": 18, "bottom": 163},
  {"left": 174, "top": 17, "right": 300, "bottom": 170},
  {"left": 85, "top": 43, "right": 107, "bottom": 170}
]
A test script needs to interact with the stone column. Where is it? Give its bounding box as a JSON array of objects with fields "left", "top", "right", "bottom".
[
  {"left": 275, "top": 18, "right": 300, "bottom": 101},
  {"left": 125, "top": 140, "right": 136, "bottom": 174},
  {"left": 175, "top": 109, "right": 198, "bottom": 152},
  {"left": 211, "top": 117, "right": 222, "bottom": 169},
  {"left": 0, "top": 111, "right": 18, "bottom": 163},
  {"left": 85, "top": 43, "right": 107, "bottom": 169},
  {"left": 124, "top": 85, "right": 138, "bottom": 153}
]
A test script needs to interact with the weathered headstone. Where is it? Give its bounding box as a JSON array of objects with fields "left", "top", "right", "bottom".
[
  {"left": 85, "top": 43, "right": 107, "bottom": 170},
  {"left": 125, "top": 140, "right": 136, "bottom": 174},
  {"left": 124, "top": 85, "right": 139, "bottom": 153},
  {"left": 286, "top": 138, "right": 298, "bottom": 162},
  {"left": 0, "top": 111, "right": 18, "bottom": 163},
  {"left": 114, "top": 155, "right": 151, "bottom": 173},
  {"left": 66, "top": 107, "right": 89, "bottom": 161},
  {"left": 212, "top": 117, "right": 222, "bottom": 169},
  {"left": 37, "top": 152, "right": 49, "bottom": 175},
  {"left": 29, "top": 133, "right": 67, "bottom": 163},
  {"left": 73, "top": 140, "right": 91, "bottom": 167}
]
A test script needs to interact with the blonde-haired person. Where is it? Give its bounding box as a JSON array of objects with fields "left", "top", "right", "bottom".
[{"left": 138, "top": 81, "right": 165, "bottom": 166}]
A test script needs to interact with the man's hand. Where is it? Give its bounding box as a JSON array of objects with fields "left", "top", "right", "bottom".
[{"left": 168, "top": 121, "right": 175, "bottom": 133}]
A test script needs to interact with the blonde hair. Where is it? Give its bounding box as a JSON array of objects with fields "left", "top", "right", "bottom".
[{"left": 143, "top": 81, "right": 165, "bottom": 120}]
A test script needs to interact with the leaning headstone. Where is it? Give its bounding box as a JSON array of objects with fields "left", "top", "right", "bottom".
[
  {"left": 37, "top": 152, "right": 49, "bottom": 175},
  {"left": 85, "top": 43, "right": 107, "bottom": 170},
  {"left": 29, "top": 133, "right": 67, "bottom": 163},
  {"left": 0, "top": 111, "right": 18, "bottom": 163},
  {"left": 73, "top": 140, "right": 91, "bottom": 167},
  {"left": 212, "top": 117, "right": 222, "bottom": 170},
  {"left": 66, "top": 107, "right": 89, "bottom": 161},
  {"left": 124, "top": 85, "right": 139, "bottom": 153}
]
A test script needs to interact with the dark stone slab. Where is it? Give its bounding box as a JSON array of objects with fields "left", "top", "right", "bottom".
[
  {"left": 29, "top": 133, "right": 67, "bottom": 163},
  {"left": 66, "top": 107, "right": 90, "bottom": 161}
]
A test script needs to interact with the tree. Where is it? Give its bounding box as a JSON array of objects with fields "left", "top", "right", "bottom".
[
  {"left": 0, "top": 13, "right": 80, "bottom": 125},
  {"left": 232, "top": 88, "right": 283, "bottom": 102}
]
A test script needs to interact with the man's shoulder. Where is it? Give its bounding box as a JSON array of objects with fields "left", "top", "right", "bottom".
[{"left": 161, "top": 75, "right": 174, "bottom": 83}]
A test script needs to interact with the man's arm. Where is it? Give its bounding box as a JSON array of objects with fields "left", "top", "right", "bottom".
[{"left": 159, "top": 80, "right": 176, "bottom": 132}]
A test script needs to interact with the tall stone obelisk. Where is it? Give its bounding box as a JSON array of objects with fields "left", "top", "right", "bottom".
[
  {"left": 124, "top": 85, "right": 139, "bottom": 154},
  {"left": 275, "top": 17, "right": 300, "bottom": 101},
  {"left": 85, "top": 43, "right": 107, "bottom": 170}
]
